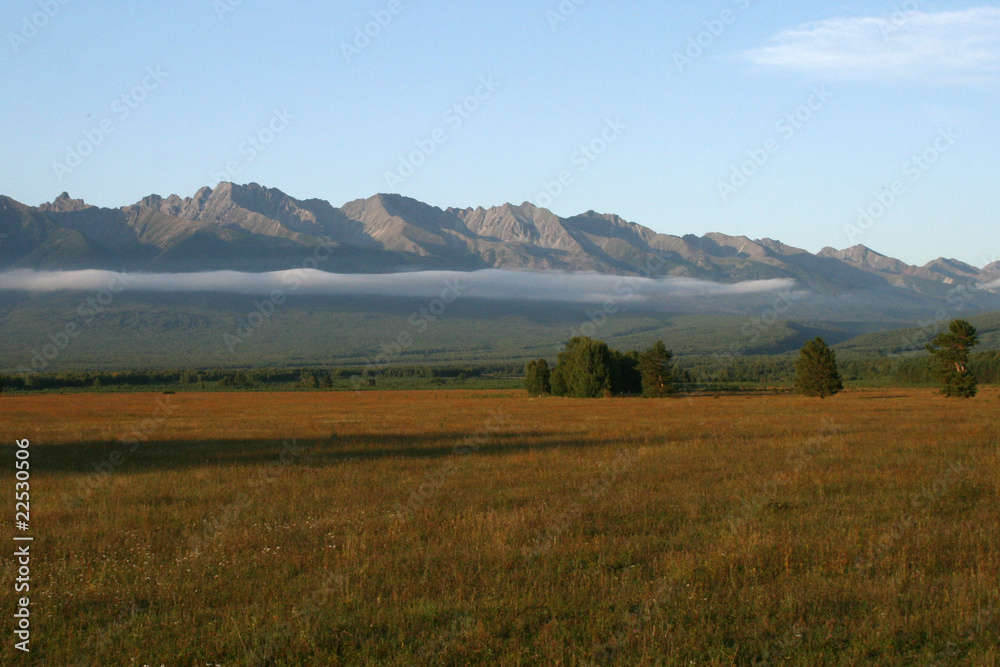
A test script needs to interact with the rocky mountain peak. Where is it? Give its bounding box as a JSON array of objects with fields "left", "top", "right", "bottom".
[
  {"left": 39, "top": 192, "right": 91, "bottom": 213},
  {"left": 1, "top": 184, "right": 995, "bottom": 302}
]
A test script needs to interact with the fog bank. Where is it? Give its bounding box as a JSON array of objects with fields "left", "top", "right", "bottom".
[{"left": 0, "top": 269, "right": 798, "bottom": 304}]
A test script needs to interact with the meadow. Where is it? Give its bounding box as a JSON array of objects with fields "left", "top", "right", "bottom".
[{"left": 1, "top": 388, "right": 998, "bottom": 665}]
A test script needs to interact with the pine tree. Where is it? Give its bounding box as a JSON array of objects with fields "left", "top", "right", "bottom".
[
  {"left": 926, "top": 319, "right": 978, "bottom": 398},
  {"left": 794, "top": 337, "right": 843, "bottom": 398},
  {"left": 639, "top": 340, "right": 676, "bottom": 397}
]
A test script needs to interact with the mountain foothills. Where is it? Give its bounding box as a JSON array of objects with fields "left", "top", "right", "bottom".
[{"left": 2, "top": 182, "right": 998, "bottom": 300}]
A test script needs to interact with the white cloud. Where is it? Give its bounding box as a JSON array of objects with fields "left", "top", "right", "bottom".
[
  {"left": 745, "top": 7, "right": 1000, "bottom": 83},
  {"left": 0, "top": 268, "right": 797, "bottom": 305}
]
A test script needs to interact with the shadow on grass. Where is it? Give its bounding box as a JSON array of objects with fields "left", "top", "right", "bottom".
[{"left": 1, "top": 430, "right": 635, "bottom": 474}]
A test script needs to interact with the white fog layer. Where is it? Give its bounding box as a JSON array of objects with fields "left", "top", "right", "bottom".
[{"left": 0, "top": 269, "right": 797, "bottom": 304}]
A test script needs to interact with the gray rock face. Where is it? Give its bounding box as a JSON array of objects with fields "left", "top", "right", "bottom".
[{"left": 1, "top": 184, "right": 996, "bottom": 303}]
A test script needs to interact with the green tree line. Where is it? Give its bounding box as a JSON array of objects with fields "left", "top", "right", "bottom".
[{"left": 0, "top": 364, "right": 524, "bottom": 393}]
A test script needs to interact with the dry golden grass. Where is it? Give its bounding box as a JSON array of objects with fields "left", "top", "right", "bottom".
[{"left": 1, "top": 388, "right": 998, "bottom": 665}]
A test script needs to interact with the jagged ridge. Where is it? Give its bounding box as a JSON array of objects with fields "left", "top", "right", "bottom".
[{"left": 0, "top": 183, "right": 996, "bottom": 300}]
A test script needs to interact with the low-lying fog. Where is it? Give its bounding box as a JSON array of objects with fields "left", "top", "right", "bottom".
[{"left": 0, "top": 269, "right": 798, "bottom": 305}]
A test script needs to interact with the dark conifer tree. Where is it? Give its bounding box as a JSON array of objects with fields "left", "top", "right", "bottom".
[
  {"left": 639, "top": 340, "right": 676, "bottom": 397},
  {"left": 926, "top": 319, "right": 978, "bottom": 398},
  {"left": 794, "top": 337, "right": 843, "bottom": 398}
]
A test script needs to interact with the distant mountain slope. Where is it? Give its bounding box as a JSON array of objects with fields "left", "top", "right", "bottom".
[
  {"left": 834, "top": 311, "right": 1000, "bottom": 357},
  {"left": 2, "top": 183, "right": 998, "bottom": 311},
  {"left": 0, "top": 290, "right": 902, "bottom": 372}
]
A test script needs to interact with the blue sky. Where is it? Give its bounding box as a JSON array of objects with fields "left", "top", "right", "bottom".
[{"left": 1, "top": 0, "right": 998, "bottom": 267}]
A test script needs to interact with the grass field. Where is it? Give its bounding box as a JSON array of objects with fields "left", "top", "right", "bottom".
[{"left": 1, "top": 389, "right": 998, "bottom": 665}]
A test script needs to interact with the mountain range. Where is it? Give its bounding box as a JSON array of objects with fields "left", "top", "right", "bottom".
[
  {"left": 4, "top": 182, "right": 1000, "bottom": 371},
  {"left": 2, "top": 182, "right": 998, "bottom": 303}
]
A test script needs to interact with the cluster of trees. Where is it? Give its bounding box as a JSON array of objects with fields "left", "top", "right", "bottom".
[
  {"left": 676, "top": 352, "right": 1000, "bottom": 389},
  {"left": 525, "top": 337, "right": 676, "bottom": 397},
  {"left": 530, "top": 320, "right": 983, "bottom": 400},
  {"left": 790, "top": 319, "right": 980, "bottom": 399}
]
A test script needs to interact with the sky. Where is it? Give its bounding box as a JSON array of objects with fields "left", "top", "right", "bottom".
[{"left": 1, "top": 0, "right": 998, "bottom": 268}]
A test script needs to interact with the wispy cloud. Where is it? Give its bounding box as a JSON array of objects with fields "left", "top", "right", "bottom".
[
  {"left": 0, "top": 269, "right": 797, "bottom": 305},
  {"left": 745, "top": 7, "right": 1000, "bottom": 84}
]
